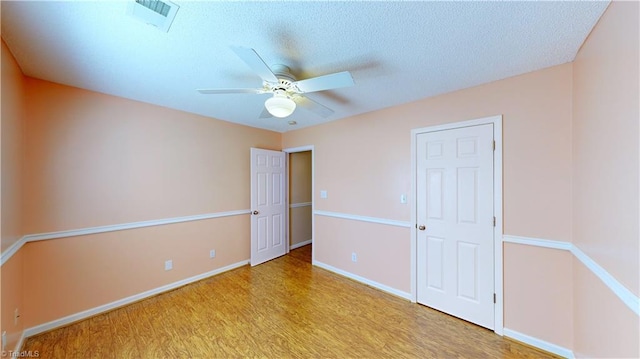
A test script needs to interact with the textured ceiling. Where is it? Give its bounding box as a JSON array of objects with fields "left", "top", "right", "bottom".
[{"left": 1, "top": 1, "right": 609, "bottom": 133}]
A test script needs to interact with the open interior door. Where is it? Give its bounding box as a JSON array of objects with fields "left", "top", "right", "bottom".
[{"left": 250, "top": 148, "right": 287, "bottom": 266}]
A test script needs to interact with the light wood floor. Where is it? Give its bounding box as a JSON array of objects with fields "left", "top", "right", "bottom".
[{"left": 24, "top": 245, "right": 558, "bottom": 358}]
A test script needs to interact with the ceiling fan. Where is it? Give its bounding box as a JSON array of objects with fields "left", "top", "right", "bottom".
[{"left": 197, "top": 46, "right": 355, "bottom": 119}]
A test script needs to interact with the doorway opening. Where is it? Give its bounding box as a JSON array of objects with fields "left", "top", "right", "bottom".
[{"left": 284, "top": 146, "right": 314, "bottom": 263}]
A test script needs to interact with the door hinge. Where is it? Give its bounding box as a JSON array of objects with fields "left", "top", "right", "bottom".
[
  {"left": 492, "top": 140, "right": 496, "bottom": 151},
  {"left": 493, "top": 217, "right": 496, "bottom": 227},
  {"left": 493, "top": 293, "right": 497, "bottom": 303}
]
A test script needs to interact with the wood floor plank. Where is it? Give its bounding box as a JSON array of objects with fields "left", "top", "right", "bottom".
[
  {"left": 21, "top": 245, "right": 560, "bottom": 358},
  {"left": 62, "top": 316, "right": 93, "bottom": 357},
  {"left": 22, "top": 325, "right": 67, "bottom": 358},
  {"left": 105, "top": 309, "right": 141, "bottom": 359}
]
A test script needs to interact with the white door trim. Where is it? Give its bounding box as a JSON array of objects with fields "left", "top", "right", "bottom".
[
  {"left": 283, "top": 145, "right": 315, "bottom": 263},
  {"left": 410, "top": 115, "right": 503, "bottom": 335}
]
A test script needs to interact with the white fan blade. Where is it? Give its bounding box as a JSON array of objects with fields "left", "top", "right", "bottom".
[
  {"left": 297, "top": 96, "right": 334, "bottom": 118},
  {"left": 231, "top": 46, "right": 278, "bottom": 84},
  {"left": 197, "top": 88, "right": 266, "bottom": 94},
  {"left": 294, "top": 71, "right": 354, "bottom": 93}
]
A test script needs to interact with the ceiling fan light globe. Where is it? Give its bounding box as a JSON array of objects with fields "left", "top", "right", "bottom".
[{"left": 265, "top": 96, "right": 296, "bottom": 118}]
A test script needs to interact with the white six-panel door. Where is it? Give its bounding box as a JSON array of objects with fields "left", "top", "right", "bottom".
[
  {"left": 250, "top": 148, "right": 287, "bottom": 266},
  {"left": 416, "top": 124, "right": 495, "bottom": 329}
]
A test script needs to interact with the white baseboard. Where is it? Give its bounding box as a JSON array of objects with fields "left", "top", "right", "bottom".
[
  {"left": 290, "top": 239, "right": 312, "bottom": 250},
  {"left": 23, "top": 260, "right": 249, "bottom": 338},
  {"left": 313, "top": 260, "right": 411, "bottom": 301},
  {"left": 13, "top": 331, "right": 26, "bottom": 352},
  {"left": 504, "top": 328, "right": 574, "bottom": 359}
]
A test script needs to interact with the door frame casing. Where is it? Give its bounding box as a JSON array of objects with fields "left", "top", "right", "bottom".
[
  {"left": 410, "top": 115, "right": 503, "bottom": 335},
  {"left": 283, "top": 145, "right": 315, "bottom": 263}
]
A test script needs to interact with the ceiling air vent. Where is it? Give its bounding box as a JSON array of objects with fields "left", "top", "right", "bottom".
[{"left": 127, "top": 0, "right": 179, "bottom": 32}]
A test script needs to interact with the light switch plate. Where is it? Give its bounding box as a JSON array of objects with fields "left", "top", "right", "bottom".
[{"left": 320, "top": 190, "right": 328, "bottom": 199}]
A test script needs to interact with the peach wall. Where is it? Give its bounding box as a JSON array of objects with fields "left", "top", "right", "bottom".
[
  {"left": 572, "top": 1, "right": 639, "bottom": 357},
  {"left": 315, "top": 216, "right": 410, "bottom": 293},
  {"left": 23, "top": 215, "right": 250, "bottom": 327},
  {"left": 0, "top": 251, "right": 23, "bottom": 350},
  {"left": 289, "top": 151, "right": 312, "bottom": 205},
  {"left": 1, "top": 38, "right": 26, "bottom": 351},
  {"left": 284, "top": 64, "right": 573, "bottom": 242},
  {"left": 290, "top": 206, "right": 312, "bottom": 247},
  {"left": 572, "top": 0, "right": 639, "bottom": 295},
  {"left": 1, "top": 39, "right": 25, "bottom": 251},
  {"left": 572, "top": 258, "right": 639, "bottom": 358},
  {"left": 289, "top": 151, "right": 312, "bottom": 247},
  {"left": 504, "top": 243, "right": 573, "bottom": 349},
  {"left": 23, "top": 78, "right": 280, "bottom": 233},
  {"left": 283, "top": 64, "right": 574, "bottom": 349},
  {"left": 17, "top": 78, "right": 281, "bottom": 328}
]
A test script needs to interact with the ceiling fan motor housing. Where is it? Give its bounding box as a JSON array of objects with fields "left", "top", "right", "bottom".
[{"left": 269, "top": 65, "right": 298, "bottom": 93}]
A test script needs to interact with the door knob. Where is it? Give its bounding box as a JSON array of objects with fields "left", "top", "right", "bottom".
[
  {"left": 252, "top": 210, "right": 259, "bottom": 215},
  {"left": 418, "top": 225, "right": 426, "bottom": 231}
]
